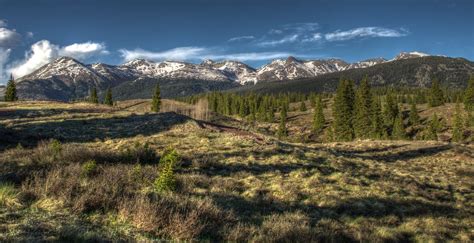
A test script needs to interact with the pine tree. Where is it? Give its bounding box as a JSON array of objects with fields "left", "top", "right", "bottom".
[
  {"left": 370, "top": 98, "right": 384, "bottom": 139},
  {"left": 392, "top": 111, "right": 407, "bottom": 140},
  {"left": 466, "top": 111, "right": 474, "bottom": 129},
  {"left": 238, "top": 99, "right": 247, "bottom": 118},
  {"left": 277, "top": 104, "right": 288, "bottom": 139},
  {"left": 299, "top": 101, "right": 307, "bottom": 112},
  {"left": 383, "top": 93, "right": 399, "bottom": 127},
  {"left": 452, "top": 101, "right": 464, "bottom": 142},
  {"left": 151, "top": 84, "right": 161, "bottom": 112},
  {"left": 463, "top": 76, "right": 474, "bottom": 111},
  {"left": 428, "top": 79, "right": 444, "bottom": 107},
  {"left": 89, "top": 87, "right": 99, "bottom": 104},
  {"left": 354, "top": 77, "right": 373, "bottom": 139},
  {"left": 103, "top": 88, "right": 113, "bottom": 106},
  {"left": 312, "top": 95, "right": 325, "bottom": 134},
  {"left": 4, "top": 74, "right": 17, "bottom": 102},
  {"left": 425, "top": 113, "right": 440, "bottom": 140},
  {"left": 408, "top": 99, "right": 420, "bottom": 126},
  {"left": 332, "top": 79, "right": 355, "bottom": 141},
  {"left": 267, "top": 106, "right": 275, "bottom": 122}
]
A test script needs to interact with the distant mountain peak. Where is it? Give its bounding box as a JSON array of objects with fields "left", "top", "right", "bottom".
[
  {"left": 394, "top": 51, "right": 430, "bottom": 60},
  {"left": 201, "top": 59, "right": 215, "bottom": 65},
  {"left": 286, "top": 56, "right": 300, "bottom": 64}
]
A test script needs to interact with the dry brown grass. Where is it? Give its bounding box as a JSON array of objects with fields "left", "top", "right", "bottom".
[{"left": 0, "top": 101, "right": 473, "bottom": 241}]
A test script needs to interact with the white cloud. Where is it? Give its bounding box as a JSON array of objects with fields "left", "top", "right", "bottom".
[
  {"left": 282, "top": 22, "right": 319, "bottom": 33},
  {"left": 325, "top": 27, "right": 407, "bottom": 41},
  {"left": 119, "top": 46, "right": 301, "bottom": 62},
  {"left": 203, "top": 52, "right": 295, "bottom": 61},
  {"left": 9, "top": 40, "right": 59, "bottom": 78},
  {"left": 59, "top": 42, "right": 109, "bottom": 59},
  {"left": 8, "top": 40, "right": 109, "bottom": 78},
  {"left": 26, "top": 31, "right": 34, "bottom": 38},
  {"left": 228, "top": 35, "right": 255, "bottom": 42},
  {"left": 0, "top": 48, "right": 11, "bottom": 82},
  {"left": 0, "top": 27, "right": 21, "bottom": 48},
  {"left": 119, "top": 47, "right": 208, "bottom": 62},
  {"left": 0, "top": 20, "right": 7, "bottom": 27},
  {"left": 302, "top": 33, "right": 322, "bottom": 42},
  {"left": 257, "top": 34, "right": 299, "bottom": 46}
]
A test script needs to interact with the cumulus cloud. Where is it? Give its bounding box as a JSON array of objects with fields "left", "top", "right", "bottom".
[
  {"left": 325, "top": 27, "right": 408, "bottom": 41},
  {"left": 59, "top": 42, "right": 109, "bottom": 59},
  {"left": 0, "top": 20, "right": 7, "bottom": 27},
  {"left": 8, "top": 40, "right": 109, "bottom": 78},
  {"left": 119, "top": 46, "right": 300, "bottom": 62},
  {"left": 0, "top": 27, "right": 22, "bottom": 48},
  {"left": 228, "top": 35, "right": 255, "bottom": 42},
  {"left": 0, "top": 48, "right": 11, "bottom": 82},
  {"left": 9, "top": 40, "right": 59, "bottom": 78}
]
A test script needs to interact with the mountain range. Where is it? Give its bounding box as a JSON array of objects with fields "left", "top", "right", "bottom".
[{"left": 4, "top": 51, "right": 474, "bottom": 101}]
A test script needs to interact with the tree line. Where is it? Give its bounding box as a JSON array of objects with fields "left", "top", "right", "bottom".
[{"left": 180, "top": 76, "right": 474, "bottom": 143}]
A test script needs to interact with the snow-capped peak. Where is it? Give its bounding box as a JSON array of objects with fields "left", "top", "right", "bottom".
[
  {"left": 201, "top": 59, "right": 215, "bottom": 66},
  {"left": 393, "top": 51, "right": 430, "bottom": 61}
]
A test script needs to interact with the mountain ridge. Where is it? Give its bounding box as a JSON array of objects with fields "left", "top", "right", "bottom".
[{"left": 8, "top": 51, "right": 473, "bottom": 101}]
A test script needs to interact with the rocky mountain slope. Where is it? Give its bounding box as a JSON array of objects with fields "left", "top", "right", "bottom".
[
  {"left": 8, "top": 51, "right": 471, "bottom": 101},
  {"left": 234, "top": 56, "right": 474, "bottom": 94}
]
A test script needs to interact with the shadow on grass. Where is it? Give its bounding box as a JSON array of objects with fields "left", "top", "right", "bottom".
[
  {"left": 208, "top": 193, "right": 460, "bottom": 225},
  {"left": 0, "top": 112, "right": 192, "bottom": 151},
  {"left": 345, "top": 144, "right": 452, "bottom": 162},
  {"left": 0, "top": 107, "right": 112, "bottom": 120}
]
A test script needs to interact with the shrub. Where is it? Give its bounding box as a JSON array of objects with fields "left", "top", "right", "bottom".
[
  {"left": 123, "top": 142, "right": 156, "bottom": 164},
  {"left": 0, "top": 182, "right": 21, "bottom": 209},
  {"left": 154, "top": 148, "right": 180, "bottom": 192},
  {"left": 49, "top": 139, "right": 62, "bottom": 158},
  {"left": 81, "top": 160, "right": 97, "bottom": 177}
]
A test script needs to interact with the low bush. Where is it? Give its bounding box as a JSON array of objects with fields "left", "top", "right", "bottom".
[
  {"left": 122, "top": 142, "right": 157, "bottom": 164},
  {"left": 81, "top": 160, "right": 97, "bottom": 178},
  {"left": 0, "top": 182, "right": 21, "bottom": 209}
]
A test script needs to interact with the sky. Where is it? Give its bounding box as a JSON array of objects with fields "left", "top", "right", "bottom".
[{"left": 0, "top": 0, "right": 473, "bottom": 83}]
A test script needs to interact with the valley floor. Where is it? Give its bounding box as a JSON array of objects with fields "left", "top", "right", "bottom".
[{"left": 0, "top": 101, "right": 473, "bottom": 241}]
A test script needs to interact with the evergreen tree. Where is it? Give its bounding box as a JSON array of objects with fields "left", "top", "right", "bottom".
[
  {"left": 370, "top": 98, "right": 384, "bottom": 139},
  {"left": 332, "top": 79, "right": 355, "bottom": 141},
  {"left": 425, "top": 113, "right": 440, "bottom": 140},
  {"left": 151, "top": 84, "right": 161, "bottom": 112},
  {"left": 89, "top": 87, "right": 99, "bottom": 104},
  {"left": 277, "top": 104, "right": 288, "bottom": 139},
  {"left": 466, "top": 111, "right": 474, "bottom": 129},
  {"left": 312, "top": 95, "right": 325, "bottom": 134},
  {"left": 267, "top": 106, "right": 275, "bottom": 122},
  {"left": 392, "top": 111, "right": 407, "bottom": 140},
  {"left": 103, "top": 88, "right": 113, "bottom": 106},
  {"left": 408, "top": 99, "right": 421, "bottom": 126},
  {"left": 428, "top": 79, "right": 444, "bottom": 107},
  {"left": 238, "top": 99, "right": 248, "bottom": 118},
  {"left": 452, "top": 101, "right": 464, "bottom": 142},
  {"left": 299, "top": 101, "right": 307, "bottom": 112},
  {"left": 354, "top": 77, "right": 373, "bottom": 139},
  {"left": 4, "top": 74, "right": 17, "bottom": 102},
  {"left": 463, "top": 76, "right": 474, "bottom": 111},
  {"left": 383, "top": 92, "right": 399, "bottom": 127}
]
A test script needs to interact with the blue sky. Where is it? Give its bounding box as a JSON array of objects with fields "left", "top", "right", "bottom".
[{"left": 0, "top": 0, "right": 473, "bottom": 83}]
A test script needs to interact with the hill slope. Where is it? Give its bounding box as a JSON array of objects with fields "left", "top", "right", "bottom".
[{"left": 234, "top": 56, "right": 474, "bottom": 94}]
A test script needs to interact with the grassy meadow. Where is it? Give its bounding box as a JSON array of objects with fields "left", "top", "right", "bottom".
[{"left": 0, "top": 100, "right": 473, "bottom": 241}]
